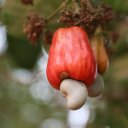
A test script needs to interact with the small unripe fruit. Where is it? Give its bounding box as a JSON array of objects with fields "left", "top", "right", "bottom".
[{"left": 91, "top": 34, "right": 109, "bottom": 75}]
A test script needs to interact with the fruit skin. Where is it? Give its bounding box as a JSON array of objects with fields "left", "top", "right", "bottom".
[
  {"left": 91, "top": 35, "right": 109, "bottom": 75},
  {"left": 46, "top": 26, "right": 97, "bottom": 90}
]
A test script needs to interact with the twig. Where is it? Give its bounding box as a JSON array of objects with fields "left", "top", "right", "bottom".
[
  {"left": 72, "top": 0, "right": 80, "bottom": 13},
  {"left": 85, "top": 0, "right": 94, "bottom": 11},
  {"left": 46, "top": 0, "right": 70, "bottom": 22},
  {"left": 74, "top": 18, "right": 85, "bottom": 26}
]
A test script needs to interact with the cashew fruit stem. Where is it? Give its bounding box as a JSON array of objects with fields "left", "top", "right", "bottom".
[{"left": 60, "top": 79, "right": 88, "bottom": 110}]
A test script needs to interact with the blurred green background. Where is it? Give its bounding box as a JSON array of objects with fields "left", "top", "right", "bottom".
[{"left": 0, "top": 0, "right": 128, "bottom": 128}]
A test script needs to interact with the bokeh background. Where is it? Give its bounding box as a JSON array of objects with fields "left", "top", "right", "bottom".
[{"left": 0, "top": 0, "right": 128, "bottom": 128}]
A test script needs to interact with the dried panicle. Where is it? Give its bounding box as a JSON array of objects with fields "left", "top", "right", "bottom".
[
  {"left": 78, "top": 1, "right": 114, "bottom": 35},
  {"left": 80, "top": 0, "right": 93, "bottom": 11},
  {"left": 101, "top": 5, "right": 115, "bottom": 24},
  {"left": 43, "top": 30, "right": 53, "bottom": 45},
  {"left": 59, "top": 0, "right": 114, "bottom": 36},
  {"left": 23, "top": 13, "right": 45, "bottom": 44},
  {"left": 59, "top": 9, "right": 75, "bottom": 26},
  {"left": 21, "top": 0, "right": 33, "bottom": 5},
  {"left": 79, "top": 4, "right": 103, "bottom": 35}
]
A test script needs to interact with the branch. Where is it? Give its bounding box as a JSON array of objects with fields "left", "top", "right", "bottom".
[
  {"left": 46, "top": 0, "right": 70, "bottom": 22},
  {"left": 85, "top": 0, "right": 94, "bottom": 11},
  {"left": 72, "top": 0, "right": 80, "bottom": 13}
]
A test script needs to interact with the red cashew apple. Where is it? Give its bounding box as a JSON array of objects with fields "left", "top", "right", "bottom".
[{"left": 46, "top": 26, "right": 97, "bottom": 110}]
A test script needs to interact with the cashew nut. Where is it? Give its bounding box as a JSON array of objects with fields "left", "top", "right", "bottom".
[
  {"left": 60, "top": 79, "right": 88, "bottom": 110},
  {"left": 88, "top": 74, "right": 104, "bottom": 97}
]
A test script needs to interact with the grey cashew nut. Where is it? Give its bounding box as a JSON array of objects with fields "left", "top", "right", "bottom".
[
  {"left": 88, "top": 73, "right": 104, "bottom": 97},
  {"left": 60, "top": 79, "right": 88, "bottom": 110}
]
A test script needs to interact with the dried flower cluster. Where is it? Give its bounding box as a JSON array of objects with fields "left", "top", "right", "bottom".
[
  {"left": 43, "top": 30, "right": 53, "bottom": 45},
  {"left": 59, "top": 0, "right": 115, "bottom": 36},
  {"left": 22, "top": 0, "right": 115, "bottom": 47},
  {"left": 21, "top": 0, "right": 33, "bottom": 5},
  {"left": 23, "top": 13, "right": 45, "bottom": 44}
]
